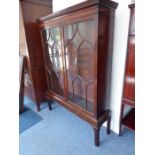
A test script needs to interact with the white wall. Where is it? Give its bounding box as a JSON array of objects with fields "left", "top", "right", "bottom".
[
  {"left": 53, "top": 0, "right": 87, "bottom": 12},
  {"left": 110, "top": 0, "right": 131, "bottom": 134},
  {"left": 52, "top": 0, "right": 133, "bottom": 134}
]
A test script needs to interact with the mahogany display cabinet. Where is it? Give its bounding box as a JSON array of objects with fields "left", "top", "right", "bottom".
[
  {"left": 20, "top": 0, "right": 52, "bottom": 111},
  {"left": 119, "top": 4, "right": 135, "bottom": 135},
  {"left": 37, "top": 0, "right": 118, "bottom": 146}
]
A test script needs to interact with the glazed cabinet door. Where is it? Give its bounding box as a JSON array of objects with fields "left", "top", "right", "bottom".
[
  {"left": 63, "top": 20, "right": 96, "bottom": 113},
  {"left": 42, "top": 27, "right": 65, "bottom": 98}
]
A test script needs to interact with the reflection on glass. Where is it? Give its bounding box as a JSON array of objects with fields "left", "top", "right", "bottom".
[
  {"left": 43, "top": 27, "right": 64, "bottom": 97},
  {"left": 64, "top": 20, "right": 95, "bottom": 113}
]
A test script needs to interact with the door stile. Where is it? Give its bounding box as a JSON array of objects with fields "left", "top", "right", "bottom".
[{"left": 60, "top": 26, "right": 69, "bottom": 101}]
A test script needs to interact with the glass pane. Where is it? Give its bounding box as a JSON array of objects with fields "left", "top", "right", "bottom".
[
  {"left": 42, "top": 27, "right": 64, "bottom": 97},
  {"left": 64, "top": 20, "right": 95, "bottom": 113}
]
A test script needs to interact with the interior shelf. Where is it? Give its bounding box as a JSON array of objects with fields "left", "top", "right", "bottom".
[{"left": 122, "top": 108, "right": 135, "bottom": 131}]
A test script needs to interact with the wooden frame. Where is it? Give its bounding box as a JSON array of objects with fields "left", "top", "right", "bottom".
[
  {"left": 119, "top": 4, "right": 135, "bottom": 135},
  {"left": 37, "top": 0, "right": 118, "bottom": 146},
  {"left": 19, "top": 55, "right": 26, "bottom": 113}
]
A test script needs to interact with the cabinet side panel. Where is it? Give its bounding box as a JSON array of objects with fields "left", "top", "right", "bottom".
[
  {"left": 123, "top": 36, "right": 135, "bottom": 102},
  {"left": 97, "top": 10, "right": 115, "bottom": 117},
  {"left": 31, "top": 68, "right": 48, "bottom": 103},
  {"left": 20, "top": 1, "right": 52, "bottom": 103},
  {"left": 123, "top": 7, "right": 135, "bottom": 104}
]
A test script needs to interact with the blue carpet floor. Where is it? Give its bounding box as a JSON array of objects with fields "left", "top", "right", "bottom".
[
  {"left": 19, "top": 107, "right": 43, "bottom": 133},
  {"left": 20, "top": 97, "right": 135, "bottom": 155}
]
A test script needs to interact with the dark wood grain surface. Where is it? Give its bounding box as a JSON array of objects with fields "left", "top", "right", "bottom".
[
  {"left": 20, "top": 0, "right": 52, "bottom": 111},
  {"left": 38, "top": 0, "right": 118, "bottom": 146},
  {"left": 119, "top": 4, "right": 135, "bottom": 135}
]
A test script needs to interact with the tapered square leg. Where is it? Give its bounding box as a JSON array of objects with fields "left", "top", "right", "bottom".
[
  {"left": 119, "top": 104, "right": 125, "bottom": 136},
  {"left": 21, "top": 102, "right": 24, "bottom": 113},
  {"left": 48, "top": 101, "right": 52, "bottom": 110},
  {"left": 36, "top": 103, "right": 40, "bottom": 112},
  {"left": 107, "top": 116, "right": 111, "bottom": 135},
  {"left": 94, "top": 128, "right": 100, "bottom": 146}
]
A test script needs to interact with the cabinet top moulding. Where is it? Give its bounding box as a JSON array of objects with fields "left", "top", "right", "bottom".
[
  {"left": 37, "top": 0, "right": 118, "bottom": 23},
  {"left": 129, "top": 3, "right": 135, "bottom": 8},
  {"left": 20, "top": 0, "right": 52, "bottom": 7}
]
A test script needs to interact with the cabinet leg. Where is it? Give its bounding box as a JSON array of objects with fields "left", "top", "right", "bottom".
[
  {"left": 36, "top": 103, "right": 40, "bottom": 112},
  {"left": 94, "top": 128, "right": 100, "bottom": 146},
  {"left": 119, "top": 126, "right": 122, "bottom": 136},
  {"left": 119, "top": 104, "right": 124, "bottom": 136},
  {"left": 107, "top": 116, "right": 111, "bottom": 135},
  {"left": 21, "top": 102, "right": 24, "bottom": 113},
  {"left": 48, "top": 101, "right": 52, "bottom": 110}
]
